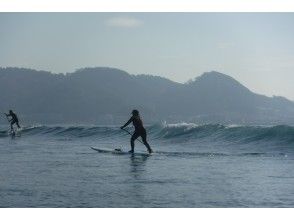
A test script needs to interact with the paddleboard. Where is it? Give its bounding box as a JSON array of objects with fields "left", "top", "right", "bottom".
[
  {"left": 91, "top": 147, "right": 151, "bottom": 156},
  {"left": 10, "top": 131, "right": 15, "bottom": 137}
]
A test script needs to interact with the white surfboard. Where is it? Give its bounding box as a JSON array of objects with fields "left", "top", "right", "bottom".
[{"left": 91, "top": 147, "right": 152, "bottom": 156}]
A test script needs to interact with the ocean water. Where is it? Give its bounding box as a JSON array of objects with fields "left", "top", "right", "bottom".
[{"left": 0, "top": 122, "right": 293, "bottom": 207}]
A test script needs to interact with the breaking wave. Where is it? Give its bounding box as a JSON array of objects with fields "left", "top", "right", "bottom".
[{"left": 0, "top": 122, "right": 293, "bottom": 146}]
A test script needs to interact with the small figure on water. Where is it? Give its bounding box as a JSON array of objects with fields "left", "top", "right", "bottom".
[
  {"left": 120, "top": 110, "right": 153, "bottom": 154},
  {"left": 5, "top": 110, "right": 21, "bottom": 133}
]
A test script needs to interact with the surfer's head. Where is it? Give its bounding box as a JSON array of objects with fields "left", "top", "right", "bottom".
[
  {"left": 9, "top": 110, "right": 13, "bottom": 114},
  {"left": 132, "top": 109, "right": 139, "bottom": 116}
]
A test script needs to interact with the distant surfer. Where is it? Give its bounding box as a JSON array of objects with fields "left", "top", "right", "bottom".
[
  {"left": 4, "top": 110, "right": 21, "bottom": 133},
  {"left": 120, "top": 110, "right": 153, "bottom": 154}
]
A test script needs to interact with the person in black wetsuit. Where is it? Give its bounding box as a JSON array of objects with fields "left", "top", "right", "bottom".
[
  {"left": 5, "top": 110, "right": 21, "bottom": 132},
  {"left": 120, "top": 110, "right": 153, "bottom": 154}
]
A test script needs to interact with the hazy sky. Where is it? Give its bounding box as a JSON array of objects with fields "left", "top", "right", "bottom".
[{"left": 0, "top": 13, "right": 294, "bottom": 100}]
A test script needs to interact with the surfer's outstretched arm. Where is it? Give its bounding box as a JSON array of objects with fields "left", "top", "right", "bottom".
[
  {"left": 4, "top": 113, "right": 12, "bottom": 122},
  {"left": 120, "top": 116, "right": 134, "bottom": 129}
]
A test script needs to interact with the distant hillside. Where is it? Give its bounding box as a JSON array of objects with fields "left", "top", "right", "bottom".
[{"left": 0, "top": 67, "right": 294, "bottom": 125}]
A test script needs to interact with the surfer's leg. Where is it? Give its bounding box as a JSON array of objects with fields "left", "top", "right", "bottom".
[
  {"left": 10, "top": 121, "right": 15, "bottom": 133},
  {"left": 131, "top": 132, "right": 140, "bottom": 152},
  {"left": 16, "top": 121, "right": 20, "bottom": 129},
  {"left": 141, "top": 130, "right": 153, "bottom": 153}
]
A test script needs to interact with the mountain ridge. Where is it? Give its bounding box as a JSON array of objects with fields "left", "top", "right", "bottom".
[{"left": 0, "top": 67, "right": 293, "bottom": 125}]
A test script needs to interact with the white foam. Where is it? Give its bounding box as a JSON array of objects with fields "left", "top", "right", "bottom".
[{"left": 161, "top": 121, "right": 199, "bottom": 131}]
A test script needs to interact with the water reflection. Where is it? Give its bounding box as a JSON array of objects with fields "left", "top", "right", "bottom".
[
  {"left": 129, "top": 154, "right": 149, "bottom": 176},
  {"left": 127, "top": 155, "right": 150, "bottom": 207}
]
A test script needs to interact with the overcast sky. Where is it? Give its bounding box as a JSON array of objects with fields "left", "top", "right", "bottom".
[{"left": 0, "top": 13, "right": 294, "bottom": 100}]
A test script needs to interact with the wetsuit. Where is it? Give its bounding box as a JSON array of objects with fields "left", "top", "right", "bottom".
[
  {"left": 121, "top": 115, "right": 152, "bottom": 153},
  {"left": 6, "top": 112, "right": 20, "bottom": 131}
]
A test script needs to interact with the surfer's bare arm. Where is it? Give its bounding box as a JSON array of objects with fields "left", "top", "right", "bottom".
[{"left": 120, "top": 117, "right": 133, "bottom": 129}]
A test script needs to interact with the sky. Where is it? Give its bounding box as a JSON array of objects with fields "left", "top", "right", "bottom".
[{"left": 0, "top": 13, "right": 294, "bottom": 100}]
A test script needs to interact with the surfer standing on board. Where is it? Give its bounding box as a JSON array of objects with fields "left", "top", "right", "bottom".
[
  {"left": 5, "top": 110, "right": 21, "bottom": 133},
  {"left": 120, "top": 110, "right": 153, "bottom": 154}
]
